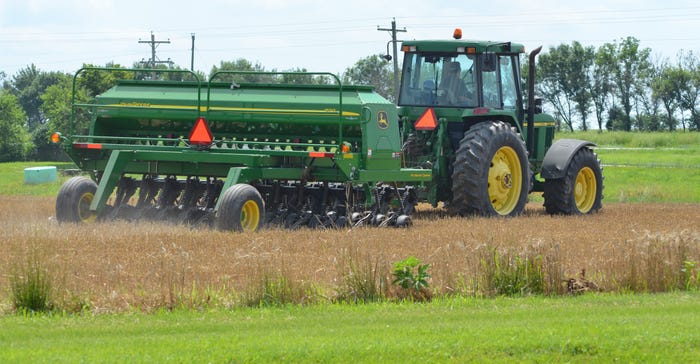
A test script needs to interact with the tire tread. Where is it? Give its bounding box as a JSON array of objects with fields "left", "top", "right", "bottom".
[{"left": 450, "top": 121, "right": 530, "bottom": 216}]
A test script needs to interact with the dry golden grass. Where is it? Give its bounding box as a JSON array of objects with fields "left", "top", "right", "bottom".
[{"left": 1, "top": 195, "right": 699, "bottom": 312}]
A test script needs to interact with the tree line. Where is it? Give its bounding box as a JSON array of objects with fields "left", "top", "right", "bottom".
[{"left": 535, "top": 36, "right": 700, "bottom": 132}]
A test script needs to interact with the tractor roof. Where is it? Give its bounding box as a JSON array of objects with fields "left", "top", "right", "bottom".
[{"left": 401, "top": 39, "right": 525, "bottom": 54}]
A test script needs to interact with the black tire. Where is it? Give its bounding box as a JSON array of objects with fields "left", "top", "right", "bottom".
[
  {"left": 543, "top": 147, "right": 603, "bottom": 215},
  {"left": 216, "top": 184, "right": 265, "bottom": 232},
  {"left": 56, "top": 176, "right": 98, "bottom": 223},
  {"left": 451, "top": 121, "right": 530, "bottom": 216}
]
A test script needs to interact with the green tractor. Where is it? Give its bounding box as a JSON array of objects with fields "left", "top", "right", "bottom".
[
  {"left": 51, "top": 31, "right": 602, "bottom": 231},
  {"left": 397, "top": 30, "right": 603, "bottom": 216}
]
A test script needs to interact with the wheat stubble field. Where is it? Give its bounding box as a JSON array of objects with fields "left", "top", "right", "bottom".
[{"left": 1, "top": 194, "right": 698, "bottom": 312}]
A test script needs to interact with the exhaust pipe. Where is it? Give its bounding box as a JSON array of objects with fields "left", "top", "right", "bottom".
[{"left": 527, "top": 46, "right": 542, "bottom": 157}]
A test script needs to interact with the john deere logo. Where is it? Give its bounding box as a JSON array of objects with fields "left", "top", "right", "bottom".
[{"left": 377, "top": 111, "right": 389, "bottom": 129}]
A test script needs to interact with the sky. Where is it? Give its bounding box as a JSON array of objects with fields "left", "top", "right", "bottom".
[{"left": 1, "top": 0, "right": 700, "bottom": 79}]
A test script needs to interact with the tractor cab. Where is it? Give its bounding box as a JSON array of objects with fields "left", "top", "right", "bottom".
[{"left": 398, "top": 36, "right": 525, "bottom": 114}]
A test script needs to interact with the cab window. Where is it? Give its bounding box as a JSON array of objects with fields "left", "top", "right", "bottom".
[{"left": 399, "top": 53, "right": 477, "bottom": 108}]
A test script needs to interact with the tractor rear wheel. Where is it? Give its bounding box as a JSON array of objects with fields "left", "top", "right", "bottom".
[
  {"left": 56, "top": 176, "right": 98, "bottom": 223},
  {"left": 543, "top": 147, "right": 603, "bottom": 214},
  {"left": 451, "top": 121, "right": 530, "bottom": 216},
  {"left": 216, "top": 184, "right": 265, "bottom": 232}
]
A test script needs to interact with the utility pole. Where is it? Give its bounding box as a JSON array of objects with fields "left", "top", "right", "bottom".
[
  {"left": 138, "top": 32, "right": 172, "bottom": 78},
  {"left": 377, "top": 18, "right": 407, "bottom": 102},
  {"left": 190, "top": 33, "right": 195, "bottom": 71}
]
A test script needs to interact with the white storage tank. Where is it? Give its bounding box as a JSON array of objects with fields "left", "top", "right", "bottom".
[{"left": 24, "top": 166, "right": 58, "bottom": 184}]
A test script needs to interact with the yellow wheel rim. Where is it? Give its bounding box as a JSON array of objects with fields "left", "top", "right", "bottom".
[
  {"left": 574, "top": 167, "right": 597, "bottom": 213},
  {"left": 240, "top": 200, "right": 261, "bottom": 232},
  {"left": 488, "top": 146, "right": 523, "bottom": 215},
  {"left": 77, "top": 192, "right": 97, "bottom": 223}
]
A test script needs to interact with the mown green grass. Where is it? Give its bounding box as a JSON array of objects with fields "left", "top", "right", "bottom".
[
  {"left": 554, "top": 131, "right": 700, "bottom": 203},
  {"left": 557, "top": 130, "right": 700, "bottom": 148},
  {"left": 0, "top": 162, "right": 76, "bottom": 196},
  {"left": 600, "top": 164, "right": 700, "bottom": 203},
  {"left": 596, "top": 146, "right": 700, "bottom": 167},
  {"left": 1, "top": 292, "right": 698, "bottom": 363},
  {"left": 593, "top": 145, "right": 700, "bottom": 203}
]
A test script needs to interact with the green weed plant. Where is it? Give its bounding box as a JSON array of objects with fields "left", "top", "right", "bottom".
[
  {"left": 392, "top": 256, "right": 431, "bottom": 301},
  {"left": 334, "top": 250, "right": 387, "bottom": 303},
  {"left": 10, "top": 251, "right": 53, "bottom": 313},
  {"left": 240, "top": 269, "right": 322, "bottom": 307},
  {"left": 479, "top": 246, "right": 546, "bottom": 296}
]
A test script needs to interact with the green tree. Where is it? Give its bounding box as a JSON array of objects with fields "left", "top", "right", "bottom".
[
  {"left": 162, "top": 64, "right": 205, "bottom": 82},
  {"left": 78, "top": 63, "right": 133, "bottom": 97},
  {"left": 606, "top": 105, "right": 626, "bottom": 130},
  {"left": 281, "top": 67, "right": 333, "bottom": 85},
  {"left": 130, "top": 62, "right": 204, "bottom": 82},
  {"left": 608, "top": 37, "right": 653, "bottom": 131},
  {"left": 569, "top": 42, "right": 595, "bottom": 131},
  {"left": 210, "top": 60, "right": 332, "bottom": 85},
  {"left": 3, "top": 65, "right": 70, "bottom": 130},
  {"left": 651, "top": 62, "right": 683, "bottom": 131},
  {"left": 39, "top": 77, "right": 85, "bottom": 160},
  {"left": 634, "top": 61, "right": 661, "bottom": 131},
  {"left": 591, "top": 43, "right": 615, "bottom": 130},
  {"left": 676, "top": 51, "right": 700, "bottom": 131},
  {"left": 342, "top": 54, "right": 393, "bottom": 102},
  {"left": 210, "top": 59, "right": 276, "bottom": 83},
  {"left": 0, "top": 91, "right": 33, "bottom": 161},
  {"left": 537, "top": 43, "right": 587, "bottom": 131},
  {"left": 42, "top": 77, "right": 90, "bottom": 136}
]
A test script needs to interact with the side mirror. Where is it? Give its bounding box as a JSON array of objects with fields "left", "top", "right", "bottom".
[
  {"left": 481, "top": 54, "right": 497, "bottom": 72},
  {"left": 535, "top": 98, "right": 543, "bottom": 114},
  {"left": 522, "top": 98, "right": 543, "bottom": 114}
]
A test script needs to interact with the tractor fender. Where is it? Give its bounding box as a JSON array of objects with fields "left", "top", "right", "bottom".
[{"left": 540, "top": 139, "right": 596, "bottom": 179}]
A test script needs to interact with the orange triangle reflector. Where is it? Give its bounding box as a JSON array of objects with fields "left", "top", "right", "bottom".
[
  {"left": 189, "top": 117, "right": 213, "bottom": 145},
  {"left": 414, "top": 108, "right": 437, "bottom": 130}
]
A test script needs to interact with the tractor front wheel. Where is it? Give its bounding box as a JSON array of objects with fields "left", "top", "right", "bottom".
[
  {"left": 216, "top": 184, "right": 265, "bottom": 232},
  {"left": 56, "top": 176, "right": 98, "bottom": 223},
  {"left": 543, "top": 147, "right": 603, "bottom": 214},
  {"left": 451, "top": 121, "right": 530, "bottom": 216}
]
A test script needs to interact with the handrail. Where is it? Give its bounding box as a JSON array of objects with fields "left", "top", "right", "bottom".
[
  {"left": 207, "top": 70, "right": 345, "bottom": 149},
  {"left": 70, "top": 67, "right": 202, "bottom": 137},
  {"left": 69, "top": 69, "right": 349, "bottom": 152}
]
